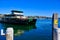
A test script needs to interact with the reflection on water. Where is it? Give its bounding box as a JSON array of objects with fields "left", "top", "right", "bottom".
[
  {"left": 2, "top": 23, "right": 36, "bottom": 36},
  {"left": 0, "top": 19, "right": 53, "bottom": 40}
]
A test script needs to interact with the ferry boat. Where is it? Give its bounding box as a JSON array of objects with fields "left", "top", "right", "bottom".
[{"left": 1, "top": 10, "right": 36, "bottom": 25}]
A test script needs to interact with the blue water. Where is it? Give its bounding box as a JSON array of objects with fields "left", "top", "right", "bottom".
[{"left": 0, "top": 19, "right": 58, "bottom": 40}]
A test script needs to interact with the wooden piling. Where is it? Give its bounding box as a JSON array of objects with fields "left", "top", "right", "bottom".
[
  {"left": 52, "top": 13, "right": 58, "bottom": 40},
  {"left": 6, "top": 27, "right": 13, "bottom": 40}
]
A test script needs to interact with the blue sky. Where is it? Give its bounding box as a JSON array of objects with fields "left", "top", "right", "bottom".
[{"left": 0, "top": 0, "right": 60, "bottom": 17}]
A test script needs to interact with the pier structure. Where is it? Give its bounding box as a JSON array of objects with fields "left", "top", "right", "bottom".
[
  {"left": 52, "top": 13, "right": 60, "bottom": 40},
  {"left": 52, "top": 13, "right": 58, "bottom": 28},
  {"left": 52, "top": 13, "right": 58, "bottom": 40},
  {"left": 6, "top": 27, "right": 13, "bottom": 40}
]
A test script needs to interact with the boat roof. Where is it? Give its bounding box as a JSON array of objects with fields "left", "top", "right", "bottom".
[{"left": 11, "top": 10, "right": 23, "bottom": 13}]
